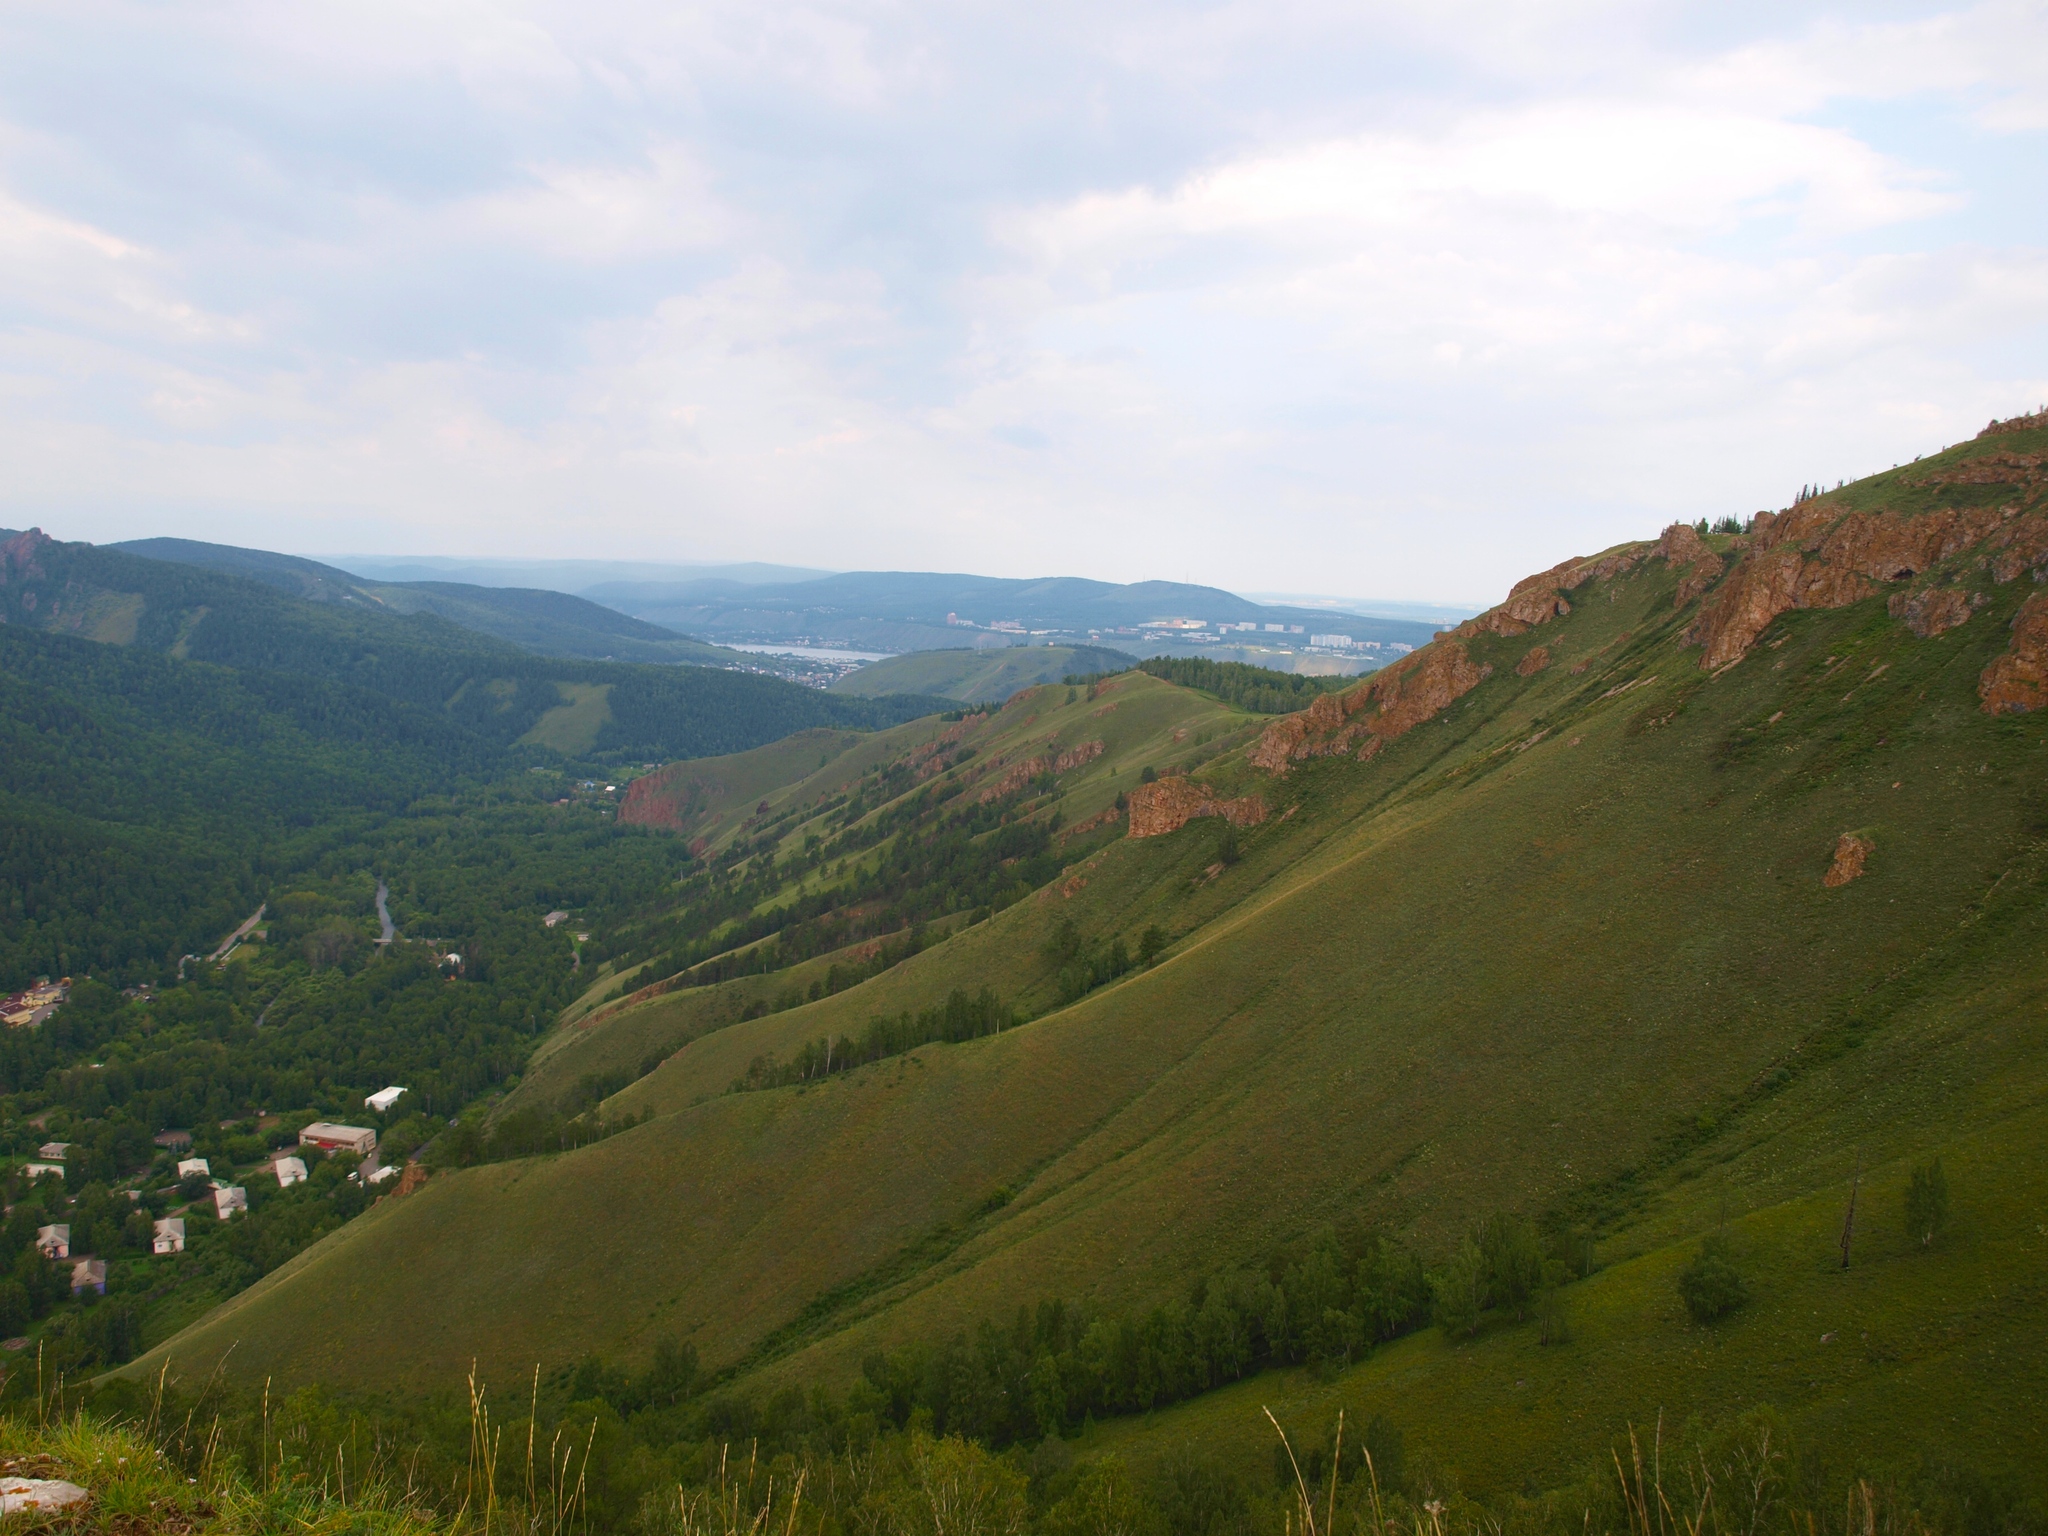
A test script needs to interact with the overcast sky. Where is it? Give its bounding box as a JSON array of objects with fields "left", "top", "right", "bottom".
[{"left": 1, "top": 1, "right": 2043, "bottom": 604}]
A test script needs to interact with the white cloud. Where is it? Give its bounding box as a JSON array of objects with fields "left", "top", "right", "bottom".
[{"left": 0, "top": 0, "right": 2041, "bottom": 602}]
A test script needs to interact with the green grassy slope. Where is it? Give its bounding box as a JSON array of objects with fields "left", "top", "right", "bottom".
[
  {"left": 124, "top": 422, "right": 2048, "bottom": 1491},
  {"left": 831, "top": 645, "right": 1137, "bottom": 701}
]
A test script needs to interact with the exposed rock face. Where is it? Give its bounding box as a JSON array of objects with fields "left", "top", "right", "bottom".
[
  {"left": 1887, "top": 585, "right": 1977, "bottom": 639},
  {"left": 1980, "top": 592, "right": 2048, "bottom": 715},
  {"left": 1251, "top": 640, "right": 1494, "bottom": 772},
  {"left": 1656, "top": 523, "right": 1728, "bottom": 607},
  {"left": 1516, "top": 645, "right": 1551, "bottom": 677},
  {"left": 1985, "top": 512, "right": 2048, "bottom": 584},
  {"left": 1127, "top": 776, "right": 1267, "bottom": 838},
  {"left": 396, "top": 1162, "right": 429, "bottom": 1197},
  {"left": 1823, "top": 833, "right": 1874, "bottom": 888},
  {"left": 0, "top": 527, "right": 51, "bottom": 581},
  {"left": 1686, "top": 500, "right": 2018, "bottom": 669}
]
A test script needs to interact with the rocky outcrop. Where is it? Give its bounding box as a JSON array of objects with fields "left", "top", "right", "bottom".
[
  {"left": 1980, "top": 592, "right": 2048, "bottom": 715},
  {"left": 1127, "top": 776, "right": 1268, "bottom": 838},
  {"left": 1451, "top": 533, "right": 1716, "bottom": 644},
  {"left": 1985, "top": 512, "right": 2048, "bottom": 584},
  {"left": 1656, "top": 522, "right": 1728, "bottom": 607},
  {"left": 395, "top": 1162, "right": 429, "bottom": 1197},
  {"left": 1887, "top": 585, "right": 1977, "bottom": 639},
  {"left": 1977, "top": 408, "right": 2048, "bottom": 439},
  {"left": 0, "top": 527, "right": 51, "bottom": 581},
  {"left": 1251, "top": 640, "right": 1492, "bottom": 772},
  {"left": 1823, "top": 833, "right": 1874, "bottom": 888},
  {"left": 1686, "top": 500, "right": 2019, "bottom": 670},
  {"left": 976, "top": 739, "right": 1105, "bottom": 802},
  {"left": 1516, "top": 645, "right": 1550, "bottom": 677}
]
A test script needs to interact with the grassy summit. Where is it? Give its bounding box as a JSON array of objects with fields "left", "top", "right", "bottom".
[{"left": 118, "top": 415, "right": 2048, "bottom": 1499}]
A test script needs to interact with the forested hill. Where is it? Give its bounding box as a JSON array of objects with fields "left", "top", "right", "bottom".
[
  {"left": 0, "top": 529, "right": 940, "bottom": 760},
  {"left": 0, "top": 529, "right": 946, "bottom": 988},
  {"left": 111, "top": 536, "right": 752, "bottom": 667}
]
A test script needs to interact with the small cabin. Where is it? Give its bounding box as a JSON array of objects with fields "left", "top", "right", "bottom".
[
  {"left": 69, "top": 1259, "right": 106, "bottom": 1296},
  {"left": 212, "top": 1186, "right": 247, "bottom": 1220},
  {"left": 176, "top": 1156, "right": 210, "bottom": 1180},
  {"left": 152, "top": 1218, "right": 186, "bottom": 1255},
  {"left": 35, "top": 1225, "right": 69, "bottom": 1260},
  {"left": 273, "top": 1156, "right": 308, "bottom": 1188}
]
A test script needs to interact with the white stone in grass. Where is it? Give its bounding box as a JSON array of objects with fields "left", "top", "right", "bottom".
[{"left": 0, "top": 1478, "right": 90, "bottom": 1512}]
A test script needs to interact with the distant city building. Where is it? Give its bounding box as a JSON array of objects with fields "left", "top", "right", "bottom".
[
  {"left": 176, "top": 1157, "right": 210, "bottom": 1180},
  {"left": 365, "top": 1086, "right": 407, "bottom": 1114},
  {"left": 273, "top": 1156, "right": 308, "bottom": 1188},
  {"left": 69, "top": 1259, "right": 106, "bottom": 1295},
  {"left": 1310, "top": 634, "right": 1355, "bottom": 649},
  {"left": 299, "top": 1122, "right": 378, "bottom": 1157},
  {"left": 152, "top": 1218, "right": 186, "bottom": 1255},
  {"left": 212, "top": 1186, "right": 248, "bottom": 1220},
  {"left": 1264, "top": 623, "right": 1285, "bottom": 632},
  {"left": 35, "top": 1225, "right": 68, "bottom": 1259}
]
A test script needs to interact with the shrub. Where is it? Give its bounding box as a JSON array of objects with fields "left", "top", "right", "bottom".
[
  {"left": 1678, "top": 1235, "right": 1748, "bottom": 1323},
  {"left": 1905, "top": 1158, "right": 1949, "bottom": 1248}
]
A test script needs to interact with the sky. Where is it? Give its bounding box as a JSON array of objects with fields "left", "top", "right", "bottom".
[{"left": 0, "top": 1, "right": 2043, "bottom": 606}]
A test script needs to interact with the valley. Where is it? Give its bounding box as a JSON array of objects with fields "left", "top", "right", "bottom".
[{"left": 0, "top": 414, "right": 2044, "bottom": 1533}]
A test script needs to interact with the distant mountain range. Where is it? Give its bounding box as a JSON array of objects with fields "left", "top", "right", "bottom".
[
  {"left": 578, "top": 570, "right": 1442, "bottom": 664},
  {"left": 127, "top": 541, "right": 1449, "bottom": 674}
]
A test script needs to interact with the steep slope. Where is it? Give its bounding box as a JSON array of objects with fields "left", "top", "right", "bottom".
[
  {"left": 831, "top": 645, "right": 1137, "bottom": 702},
  {"left": 124, "top": 414, "right": 2048, "bottom": 1491}
]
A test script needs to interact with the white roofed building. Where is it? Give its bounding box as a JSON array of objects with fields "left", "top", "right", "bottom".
[
  {"left": 273, "top": 1156, "right": 308, "bottom": 1187},
  {"left": 212, "top": 1186, "right": 247, "bottom": 1219},
  {"left": 35, "top": 1224, "right": 68, "bottom": 1259},
  {"left": 176, "top": 1156, "right": 210, "bottom": 1180},
  {"left": 152, "top": 1218, "right": 186, "bottom": 1254},
  {"left": 365, "top": 1086, "right": 406, "bottom": 1114}
]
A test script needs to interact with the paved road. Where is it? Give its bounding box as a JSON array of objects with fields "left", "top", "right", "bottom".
[{"left": 375, "top": 881, "right": 396, "bottom": 944}]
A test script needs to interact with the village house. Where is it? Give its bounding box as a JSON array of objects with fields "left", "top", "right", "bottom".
[
  {"left": 152, "top": 1129, "right": 193, "bottom": 1152},
  {"left": 69, "top": 1259, "right": 106, "bottom": 1296},
  {"left": 35, "top": 1225, "right": 68, "bottom": 1259},
  {"left": 299, "top": 1122, "right": 377, "bottom": 1156},
  {"left": 273, "top": 1156, "right": 307, "bottom": 1187},
  {"left": 37, "top": 1142, "right": 69, "bottom": 1161},
  {"left": 176, "top": 1156, "right": 210, "bottom": 1180},
  {"left": 1, "top": 977, "right": 68, "bottom": 1029},
  {"left": 21, "top": 1163, "right": 63, "bottom": 1182},
  {"left": 212, "top": 1186, "right": 247, "bottom": 1220},
  {"left": 152, "top": 1217, "right": 186, "bottom": 1255}
]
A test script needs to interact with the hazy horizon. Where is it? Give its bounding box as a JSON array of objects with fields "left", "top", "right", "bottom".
[{"left": 2, "top": 1, "right": 2041, "bottom": 605}]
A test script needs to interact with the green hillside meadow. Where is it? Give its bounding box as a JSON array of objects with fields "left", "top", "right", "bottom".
[
  {"left": 831, "top": 644, "right": 1138, "bottom": 701},
  {"left": 111, "top": 416, "right": 2048, "bottom": 1510}
]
